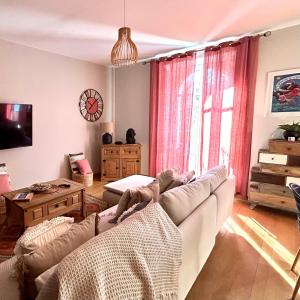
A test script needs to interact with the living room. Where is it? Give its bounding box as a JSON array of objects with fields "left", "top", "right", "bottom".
[{"left": 0, "top": 1, "right": 300, "bottom": 299}]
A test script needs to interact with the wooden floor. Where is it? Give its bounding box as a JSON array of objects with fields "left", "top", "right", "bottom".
[
  {"left": 186, "top": 200, "right": 300, "bottom": 300},
  {"left": 57, "top": 176, "right": 300, "bottom": 299},
  {"left": 85, "top": 174, "right": 106, "bottom": 199}
]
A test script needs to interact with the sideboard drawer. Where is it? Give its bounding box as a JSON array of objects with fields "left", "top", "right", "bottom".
[
  {"left": 269, "top": 140, "right": 300, "bottom": 156},
  {"left": 121, "top": 146, "right": 141, "bottom": 158},
  {"left": 48, "top": 198, "right": 68, "bottom": 214},
  {"left": 102, "top": 148, "right": 120, "bottom": 157},
  {"left": 286, "top": 176, "right": 300, "bottom": 187},
  {"left": 259, "top": 152, "right": 288, "bottom": 165}
]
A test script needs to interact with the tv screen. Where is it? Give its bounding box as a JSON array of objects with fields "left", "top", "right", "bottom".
[{"left": 0, "top": 103, "right": 32, "bottom": 150}]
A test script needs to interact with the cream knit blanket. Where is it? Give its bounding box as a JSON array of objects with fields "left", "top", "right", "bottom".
[{"left": 37, "top": 203, "right": 182, "bottom": 300}]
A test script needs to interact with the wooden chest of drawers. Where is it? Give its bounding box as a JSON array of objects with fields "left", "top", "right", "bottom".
[
  {"left": 249, "top": 139, "right": 300, "bottom": 212},
  {"left": 100, "top": 144, "right": 141, "bottom": 181}
]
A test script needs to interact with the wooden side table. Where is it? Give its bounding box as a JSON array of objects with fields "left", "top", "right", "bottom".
[{"left": 3, "top": 178, "right": 85, "bottom": 231}]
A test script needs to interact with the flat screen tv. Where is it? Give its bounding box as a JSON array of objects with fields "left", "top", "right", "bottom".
[{"left": 0, "top": 103, "right": 32, "bottom": 150}]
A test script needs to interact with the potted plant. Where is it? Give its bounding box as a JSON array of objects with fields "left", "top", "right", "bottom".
[{"left": 278, "top": 122, "right": 300, "bottom": 140}]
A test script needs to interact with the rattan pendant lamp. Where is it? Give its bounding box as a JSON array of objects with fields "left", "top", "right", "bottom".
[{"left": 111, "top": 0, "right": 138, "bottom": 66}]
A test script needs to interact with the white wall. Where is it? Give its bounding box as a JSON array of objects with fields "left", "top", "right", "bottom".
[
  {"left": 251, "top": 25, "right": 300, "bottom": 167},
  {"left": 0, "top": 39, "right": 108, "bottom": 189},
  {"left": 115, "top": 63, "right": 150, "bottom": 175}
]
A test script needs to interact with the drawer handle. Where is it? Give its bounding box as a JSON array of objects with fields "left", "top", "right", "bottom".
[
  {"left": 287, "top": 147, "right": 291, "bottom": 151},
  {"left": 271, "top": 157, "right": 274, "bottom": 160},
  {"left": 55, "top": 204, "right": 59, "bottom": 208},
  {"left": 103, "top": 173, "right": 106, "bottom": 176},
  {"left": 111, "top": 151, "right": 113, "bottom": 154},
  {"left": 284, "top": 169, "right": 288, "bottom": 173},
  {"left": 129, "top": 151, "right": 131, "bottom": 154},
  {"left": 103, "top": 159, "right": 106, "bottom": 162},
  {"left": 280, "top": 201, "right": 285, "bottom": 204},
  {"left": 136, "top": 160, "right": 140, "bottom": 163},
  {"left": 116, "top": 167, "right": 119, "bottom": 169}
]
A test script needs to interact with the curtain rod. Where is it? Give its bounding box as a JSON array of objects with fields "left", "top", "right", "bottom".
[{"left": 141, "top": 30, "right": 271, "bottom": 65}]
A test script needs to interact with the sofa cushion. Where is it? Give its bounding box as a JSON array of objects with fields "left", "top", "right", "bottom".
[
  {"left": 198, "top": 165, "right": 227, "bottom": 192},
  {"left": 165, "top": 170, "right": 195, "bottom": 192},
  {"left": 96, "top": 205, "right": 118, "bottom": 235},
  {"left": 159, "top": 178, "right": 210, "bottom": 225},
  {"left": 20, "top": 213, "right": 96, "bottom": 299},
  {"left": 158, "top": 168, "right": 179, "bottom": 193},
  {"left": 104, "top": 175, "right": 155, "bottom": 195},
  {"left": 117, "top": 200, "right": 152, "bottom": 224},
  {"left": 14, "top": 216, "right": 74, "bottom": 255},
  {"left": 34, "top": 264, "right": 58, "bottom": 292},
  {"left": 114, "top": 180, "right": 160, "bottom": 220}
]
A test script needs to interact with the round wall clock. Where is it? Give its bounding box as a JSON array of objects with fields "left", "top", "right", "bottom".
[{"left": 79, "top": 89, "right": 103, "bottom": 122}]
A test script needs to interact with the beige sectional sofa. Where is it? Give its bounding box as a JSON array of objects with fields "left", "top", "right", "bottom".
[{"left": 0, "top": 167, "right": 235, "bottom": 300}]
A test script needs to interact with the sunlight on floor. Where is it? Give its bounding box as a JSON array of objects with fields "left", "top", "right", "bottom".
[
  {"left": 227, "top": 217, "right": 296, "bottom": 289},
  {"left": 237, "top": 214, "right": 295, "bottom": 266}
]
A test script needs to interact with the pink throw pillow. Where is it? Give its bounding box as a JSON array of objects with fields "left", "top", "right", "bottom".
[
  {"left": 76, "top": 159, "right": 92, "bottom": 175},
  {"left": 0, "top": 174, "right": 11, "bottom": 194}
]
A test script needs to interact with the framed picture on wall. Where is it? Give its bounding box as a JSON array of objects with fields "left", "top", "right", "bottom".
[{"left": 265, "top": 68, "right": 300, "bottom": 116}]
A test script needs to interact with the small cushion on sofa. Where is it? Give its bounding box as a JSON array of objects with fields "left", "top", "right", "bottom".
[
  {"left": 158, "top": 168, "right": 179, "bottom": 193},
  {"left": 104, "top": 175, "right": 155, "bottom": 195},
  {"left": 76, "top": 159, "right": 92, "bottom": 175},
  {"left": 159, "top": 178, "right": 210, "bottom": 226},
  {"left": 20, "top": 213, "right": 96, "bottom": 299},
  {"left": 14, "top": 217, "right": 74, "bottom": 255},
  {"left": 199, "top": 165, "right": 227, "bottom": 192},
  {"left": 165, "top": 170, "right": 195, "bottom": 191},
  {"left": 114, "top": 180, "right": 160, "bottom": 220},
  {"left": 0, "top": 174, "right": 11, "bottom": 194}
]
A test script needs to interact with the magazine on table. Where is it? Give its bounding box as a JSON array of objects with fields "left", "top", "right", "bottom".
[{"left": 13, "top": 192, "right": 34, "bottom": 201}]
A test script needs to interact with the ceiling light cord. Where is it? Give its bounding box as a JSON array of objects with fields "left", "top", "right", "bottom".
[
  {"left": 123, "top": 0, "right": 126, "bottom": 28},
  {"left": 111, "top": 0, "right": 138, "bottom": 66}
]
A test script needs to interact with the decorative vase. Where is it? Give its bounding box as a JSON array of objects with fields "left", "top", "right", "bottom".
[
  {"left": 102, "top": 133, "right": 112, "bottom": 144},
  {"left": 283, "top": 130, "right": 300, "bottom": 141}
]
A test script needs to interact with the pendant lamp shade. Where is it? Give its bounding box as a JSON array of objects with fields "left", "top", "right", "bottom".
[{"left": 111, "top": 27, "right": 138, "bottom": 66}]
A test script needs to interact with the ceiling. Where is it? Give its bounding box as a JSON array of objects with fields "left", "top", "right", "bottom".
[{"left": 0, "top": 0, "right": 299, "bottom": 65}]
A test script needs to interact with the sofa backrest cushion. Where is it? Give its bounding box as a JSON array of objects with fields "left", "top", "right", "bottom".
[
  {"left": 198, "top": 165, "right": 227, "bottom": 193},
  {"left": 20, "top": 213, "right": 96, "bottom": 299},
  {"left": 159, "top": 178, "right": 210, "bottom": 225}
]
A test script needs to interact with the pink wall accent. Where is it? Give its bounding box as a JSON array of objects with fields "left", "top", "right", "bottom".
[{"left": 0, "top": 39, "right": 108, "bottom": 189}]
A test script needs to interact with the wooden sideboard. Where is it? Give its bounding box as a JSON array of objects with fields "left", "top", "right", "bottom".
[
  {"left": 100, "top": 144, "right": 141, "bottom": 181},
  {"left": 249, "top": 139, "right": 300, "bottom": 212}
]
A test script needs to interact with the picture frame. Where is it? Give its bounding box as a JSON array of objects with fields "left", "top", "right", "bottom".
[{"left": 265, "top": 68, "right": 300, "bottom": 117}]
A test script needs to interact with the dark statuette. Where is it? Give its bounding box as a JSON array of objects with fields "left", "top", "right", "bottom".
[
  {"left": 126, "top": 128, "right": 136, "bottom": 144},
  {"left": 102, "top": 133, "right": 112, "bottom": 144}
]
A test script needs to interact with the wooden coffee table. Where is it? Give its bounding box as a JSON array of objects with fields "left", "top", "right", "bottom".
[{"left": 3, "top": 178, "right": 85, "bottom": 231}]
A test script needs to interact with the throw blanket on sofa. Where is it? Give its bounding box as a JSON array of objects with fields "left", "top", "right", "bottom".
[{"left": 37, "top": 203, "right": 182, "bottom": 300}]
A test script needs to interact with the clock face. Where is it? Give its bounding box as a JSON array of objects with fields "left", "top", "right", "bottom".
[{"left": 79, "top": 89, "right": 103, "bottom": 122}]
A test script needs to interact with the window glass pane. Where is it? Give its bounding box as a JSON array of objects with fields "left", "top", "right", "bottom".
[
  {"left": 222, "top": 87, "right": 234, "bottom": 109},
  {"left": 219, "top": 110, "right": 232, "bottom": 167}
]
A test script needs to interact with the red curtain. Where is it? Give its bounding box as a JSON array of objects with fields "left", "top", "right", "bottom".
[
  {"left": 201, "top": 36, "right": 259, "bottom": 198},
  {"left": 149, "top": 54, "right": 196, "bottom": 176}
]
